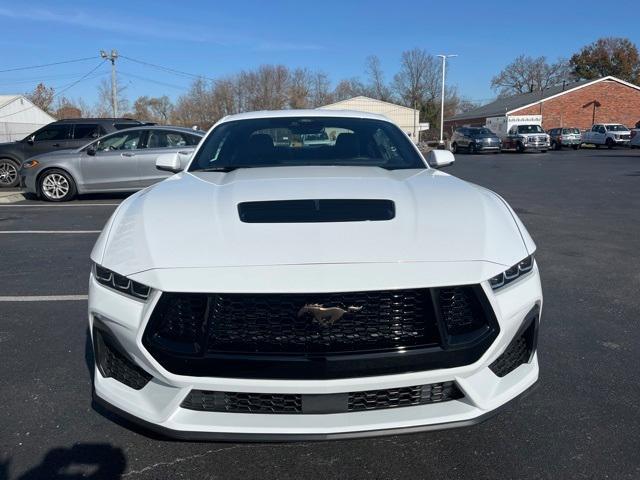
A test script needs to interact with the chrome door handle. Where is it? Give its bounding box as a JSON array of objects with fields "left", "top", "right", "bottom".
[
  {"left": 121, "top": 152, "right": 136, "bottom": 157},
  {"left": 53, "top": 143, "right": 61, "bottom": 147}
]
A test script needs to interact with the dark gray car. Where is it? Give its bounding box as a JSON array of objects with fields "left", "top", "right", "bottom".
[
  {"left": 19, "top": 126, "right": 204, "bottom": 201},
  {"left": 450, "top": 127, "right": 501, "bottom": 154},
  {"left": 0, "top": 118, "right": 148, "bottom": 187}
]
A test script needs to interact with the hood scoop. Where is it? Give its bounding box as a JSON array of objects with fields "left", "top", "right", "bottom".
[{"left": 238, "top": 199, "right": 395, "bottom": 223}]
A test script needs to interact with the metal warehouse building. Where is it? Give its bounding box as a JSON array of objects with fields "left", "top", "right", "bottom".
[
  {"left": 445, "top": 76, "right": 640, "bottom": 135},
  {"left": 320, "top": 96, "right": 429, "bottom": 143},
  {"left": 0, "top": 95, "right": 56, "bottom": 143}
]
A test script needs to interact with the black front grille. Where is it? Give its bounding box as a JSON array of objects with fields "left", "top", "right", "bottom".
[
  {"left": 206, "top": 289, "right": 439, "bottom": 353},
  {"left": 181, "top": 382, "right": 463, "bottom": 414},
  {"left": 438, "top": 287, "right": 487, "bottom": 336},
  {"left": 143, "top": 286, "right": 498, "bottom": 379},
  {"left": 94, "top": 328, "right": 151, "bottom": 390}
]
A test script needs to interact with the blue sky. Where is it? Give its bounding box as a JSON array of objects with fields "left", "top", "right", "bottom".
[{"left": 0, "top": 0, "right": 638, "bottom": 107}]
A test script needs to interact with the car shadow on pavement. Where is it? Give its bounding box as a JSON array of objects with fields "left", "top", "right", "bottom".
[{"left": 1, "top": 444, "right": 126, "bottom": 480}]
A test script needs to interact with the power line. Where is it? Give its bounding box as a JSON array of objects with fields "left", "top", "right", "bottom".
[
  {"left": 0, "top": 56, "right": 97, "bottom": 74},
  {"left": 119, "top": 71, "right": 190, "bottom": 90},
  {"left": 0, "top": 60, "right": 107, "bottom": 120},
  {"left": 120, "top": 55, "right": 216, "bottom": 82}
]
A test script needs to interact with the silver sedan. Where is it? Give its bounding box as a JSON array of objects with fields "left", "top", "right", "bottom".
[{"left": 19, "top": 126, "right": 204, "bottom": 201}]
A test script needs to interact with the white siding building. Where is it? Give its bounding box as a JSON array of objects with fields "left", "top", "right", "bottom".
[
  {"left": 0, "top": 95, "right": 56, "bottom": 143},
  {"left": 319, "top": 96, "right": 429, "bottom": 143}
]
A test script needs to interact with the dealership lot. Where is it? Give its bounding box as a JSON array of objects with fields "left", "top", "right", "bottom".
[{"left": 1, "top": 148, "right": 639, "bottom": 479}]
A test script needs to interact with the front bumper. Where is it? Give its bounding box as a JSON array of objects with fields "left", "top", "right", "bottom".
[
  {"left": 524, "top": 141, "right": 550, "bottom": 151},
  {"left": 89, "top": 265, "right": 543, "bottom": 440},
  {"left": 19, "top": 168, "right": 39, "bottom": 194}
]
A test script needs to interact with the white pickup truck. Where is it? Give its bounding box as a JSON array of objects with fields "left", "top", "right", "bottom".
[{"left": 581, "top": 123, "right": 632, "bottom": 148}]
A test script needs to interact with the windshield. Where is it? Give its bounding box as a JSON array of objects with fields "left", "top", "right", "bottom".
[
  {"left": 606, "top": 124, "right": 629, "bottom": 132},
  {"left": 470, "top": 128, "right": 494, "bottom": 136},
  {"left": 517, "top": 125, "right": 545, "bottom": 134},
  {"left": 189, "top": 117, "right": 425, "bottom": 171},
  {"left": 562, "top": 128, "right": 580, "bottom": 134}
]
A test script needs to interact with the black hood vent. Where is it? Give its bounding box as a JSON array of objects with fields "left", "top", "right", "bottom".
[{"left": 238, "top": 199, "right": 395, "bottom": 223}]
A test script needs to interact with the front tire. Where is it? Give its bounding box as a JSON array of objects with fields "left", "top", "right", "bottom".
[
  {"left": 38, "top": 169, "right": 76, "bottom": 202},
  {"left": 451, "top": 142, "right": 458, "bottom": 154},
  {"left": 516, "top": 142, "right": 525, "bottom": 153},
  {"left": 606, "top": 138, "right": 614, "bottom": 149},
  {"left": 572, "top": 145, "right": 579, "bottom": 150},
  {"left": 0, "top": 158, "right": 20, "bottom": 188}
]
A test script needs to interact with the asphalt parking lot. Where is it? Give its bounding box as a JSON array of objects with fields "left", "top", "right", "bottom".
[{"left": 1, "top": 148, "right": 639, "bottom": 480}]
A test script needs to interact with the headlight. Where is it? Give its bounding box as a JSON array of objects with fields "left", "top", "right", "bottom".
[
  {"left": 22, "top": 160, "right": 40, "bottom": 169},
  {"left": 489, "top": 255, "right": 534, "bottom": 290},
  {"left": 93, "top": 264, "right": 151, "bottom": 300}
]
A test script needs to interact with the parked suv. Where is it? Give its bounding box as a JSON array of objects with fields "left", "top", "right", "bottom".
[
  {"left": 450, "top": 127, "right": 501, "bottom": 153},
  {"left": 547, "top": 128, "right": 581, "bottom": 150},
  {"left": 0, "top": 118, "right": 147, "bottom": 187}
]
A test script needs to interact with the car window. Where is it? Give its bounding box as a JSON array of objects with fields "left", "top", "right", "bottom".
[
  {"left": 146, "top": 130, "right": 197, "bottom": 149},
  {"left": 114, "top": 122, "right": 141, "bottom": 130},
  {"left": 96, "top": 130, "right": 143, "bottom": 151},
  {"left": 73, "top": 124, "right": 104, "bottom": 140},
  {"left": 598, "top": 126, "right": 606, "bottom": 134},
  {"left": 33, "top": 124, "right": 71, "bottom": 142},
  {"left": 606, "top": 124, "right": 628, "bottom": 132},
  {"left": 189, "top": 117, "right": 425, "bottom": 171},
  {"left": 517, "top": 125, "right": 544, "bottom": 134}
]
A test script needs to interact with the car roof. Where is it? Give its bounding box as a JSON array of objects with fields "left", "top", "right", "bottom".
[
  {"left": 53, "top": 118, "right": 143, "bottom": 123},
  {"left": 218, "top": 109, "right": 393, "bottom": 124},
  {"left": 102, "top": 125, "right": 205, "bottom": 135}
]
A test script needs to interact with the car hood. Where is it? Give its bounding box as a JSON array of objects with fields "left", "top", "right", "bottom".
[{"left": 94, "top": 166, "right": 533, "bottom": 276}]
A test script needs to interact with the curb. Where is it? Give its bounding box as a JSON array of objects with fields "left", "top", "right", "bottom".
[{"left": 0, "top": 192, "right": 26, "bottom": 204}]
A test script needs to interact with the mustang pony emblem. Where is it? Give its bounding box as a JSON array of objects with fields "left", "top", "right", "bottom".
[{"left": 297, "top": 304, "right": 363, "bottom": 326}]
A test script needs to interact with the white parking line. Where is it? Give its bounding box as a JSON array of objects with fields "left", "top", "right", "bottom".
[
  {"left": 0, "top": 295, "right": 88, "bottom": 302},
  {"left": 0, "top": 230, "right": 100, "bottom": 234},
  {"left": 0, "top": 203, "right": 120, "bottom": 207}
]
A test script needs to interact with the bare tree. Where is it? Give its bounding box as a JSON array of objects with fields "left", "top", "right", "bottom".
[
  {"left": 393, "top": 48, "right": 440, "bottom": 108},
  {"left": 26, "top": 83, "right": 55, "bottom": 114},
  {"left": 365, "top": 55, "right": 393, "bottom": 101},
  {"left": 133, "top": 96, "right": 173, "bottom": 123},
  {"left": 95, "top": 78, "right": 129, "bottom": 117},
  {"left": 288, "top": 68, "right": 313, "bottom": 109},
  {"left": 310, "top": 71, "right": 332, "bottom": 107},
  {"left": 53, "top": 96, "right": 91, "bottom": 119},
  {"left": 491, "top": 55, "right": 571, "bottom": 97},
  {"left": 332, "top": 78, "right": 367, "bottom": 102}
]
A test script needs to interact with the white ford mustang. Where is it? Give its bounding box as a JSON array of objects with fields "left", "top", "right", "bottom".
[{"left": 89, "top": 110, "right": 542, "bottom": 440}]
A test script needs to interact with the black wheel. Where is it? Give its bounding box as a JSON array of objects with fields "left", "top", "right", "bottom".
[
  {"left": 516, "top": 142, "right": 525, "bottom": 153},
  {"left": 469, "top": 143, "right": 477, "bottom": 154},
  {"left": 572, "top": 145, "right": 579, "bottom": 150},
  {"left": 551, "top": 141, "right": 558, "bottom": 150},
  {"left": 450, "top": 142, "right": 458, "bottom": 154},
  {"left": 38, "top": 169, "right": 76, "bottom": 202},
  {"left": 606, "top": 138, "right": 614, "bottom": 149},
  {"left": 0, "top": 158, "right": 19, "bottom": 188},
  {"left": 541, "top": 150, "right": 547, "bottom": 153},
  {"left": 595, "top": 144, "right": 600, "bottom": 149}
]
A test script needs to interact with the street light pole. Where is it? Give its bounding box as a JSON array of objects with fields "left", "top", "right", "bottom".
[
  {"left": 100, "top": 49, "right": 119, "bottom": 118},
  {"left": 437, "top": 54, "right": 457, "bottom": 145}
]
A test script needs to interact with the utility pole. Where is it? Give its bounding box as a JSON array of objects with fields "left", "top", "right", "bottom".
[
  {"left": 437, "top": 54, "right": 457, "bottom": 145},
  {"left": 100, "top": 50, "right": 119, "bottom": 117}
]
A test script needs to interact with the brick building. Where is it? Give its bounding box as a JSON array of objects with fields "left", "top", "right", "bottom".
[{"left": 445, "top": 76, "right": 640, "bottom": 135}]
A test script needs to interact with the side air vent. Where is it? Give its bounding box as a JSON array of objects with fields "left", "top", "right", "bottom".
[{"left": 238, "top": 199, "right": 395, "bottom": 223}]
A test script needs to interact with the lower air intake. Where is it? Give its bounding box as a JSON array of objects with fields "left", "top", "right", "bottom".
[
  {"left": 94, "top": 328, "right": 151, "bottom": 390},
  {"left": 489, "top": 309, "right": 538, "bottom": 378},
  {"left": 180, "top": 382, "right": 463, "bottom": 414}
]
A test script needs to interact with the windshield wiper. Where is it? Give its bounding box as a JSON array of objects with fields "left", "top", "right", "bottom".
[{"left": 197, "top": 165, "right": 255, "bottom": 172}]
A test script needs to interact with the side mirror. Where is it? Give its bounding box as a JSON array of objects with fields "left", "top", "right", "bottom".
[
  {"left": 427, "top": 149, "right": 455, "bottom": 169},
  {"left": 26, "top": 135, "right": 35, "bottom": 145},
  {"left": 86, "top": 146, "right": 96, "bottom": 156},
  {"left": 156, "top": 153, "right": 182, "bottom": 173}
]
